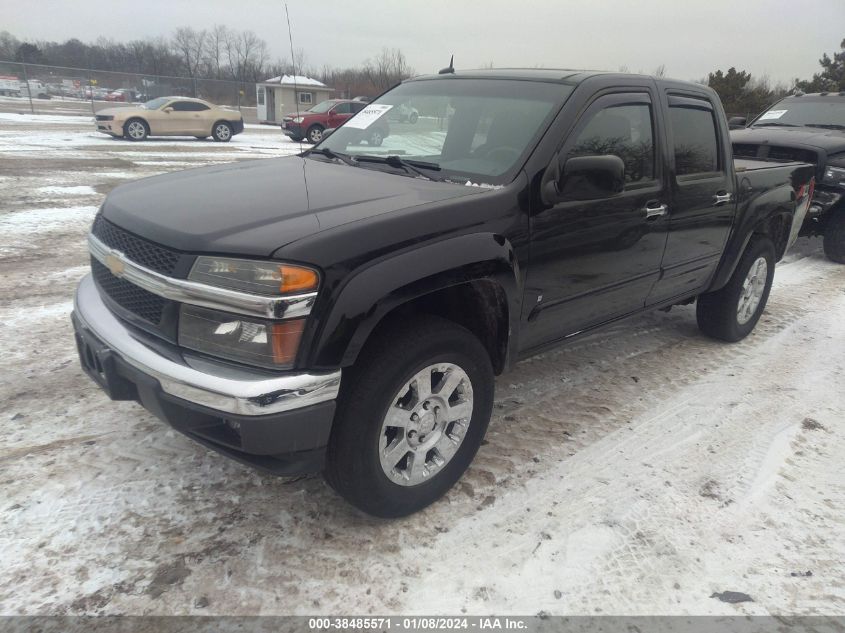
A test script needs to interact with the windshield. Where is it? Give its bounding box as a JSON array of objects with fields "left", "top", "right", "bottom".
[
  {"left": 141, "top": 97, "right": 170, "bottom": 110},
  {"left": 308, "top": 100, "right": 338, "bottom": 114},
  {"left": 316, "top": 78, "right": 573, "bottom": 183},
  {"left": 752, "top": 97, "right": 845, "bottom": 128}
]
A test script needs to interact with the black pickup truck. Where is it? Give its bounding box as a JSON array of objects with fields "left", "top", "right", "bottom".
[
  {"left": 731, "top": 91, "right": 845, "bottom": 262},
  {"left": 72, "top": 70, "right": 814, "bottom": 517}
]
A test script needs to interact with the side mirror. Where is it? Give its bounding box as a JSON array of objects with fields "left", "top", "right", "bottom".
[
  {"left": 728, "top": 116, "right": 747, "bottom": 129},
  {"left": 547, "top": 155, "right": 625, "bottom": 202},
  {"left": 321, "top": 128, "right": 336, "bottom": 140},
  {"left": 542, "top": 154, "right": 626, "bottom": 204},
  {"left": 163, "top": 106, "right": 173, "bottom": 113}
]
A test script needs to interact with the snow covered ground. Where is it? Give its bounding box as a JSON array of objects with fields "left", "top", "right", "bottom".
[{"left": 0, "top": 114, "right": 843, "bottom": 616}]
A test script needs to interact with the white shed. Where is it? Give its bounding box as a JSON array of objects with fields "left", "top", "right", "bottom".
[{"left": 256, "top": 75, "right": 334, "bottom": 124}]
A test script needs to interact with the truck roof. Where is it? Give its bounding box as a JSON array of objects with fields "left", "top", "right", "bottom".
[
  {"left": 784, "top": 92, "right": 845, "bottom": 99},
  {"left": 409, "top": 68, "right": 643, "bottom": 84}
]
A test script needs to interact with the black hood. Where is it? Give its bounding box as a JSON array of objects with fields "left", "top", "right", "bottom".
[
  {"left": 102, "top": 156, "right": 484, "bottom": 257},
  {"left": 732, "top": 126, "right": 845, "bottom": 154}
]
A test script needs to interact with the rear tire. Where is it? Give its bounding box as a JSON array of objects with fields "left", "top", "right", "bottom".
[
  {"left": 696, "top": 236, "right": 775, "bottom": 342},
  {"left": 212, "top": 121, "right": 233, "bottom": 142},
  {"left": 324, "top": 315, "right": 494, "bottom": 518},
  {"left": 822, "top": 207, "right": 845, "bottom": 264}
]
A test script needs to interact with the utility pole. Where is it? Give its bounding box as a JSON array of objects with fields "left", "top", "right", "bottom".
[{"left": 21, "top": 63, "right": 35, "bottom": 114}]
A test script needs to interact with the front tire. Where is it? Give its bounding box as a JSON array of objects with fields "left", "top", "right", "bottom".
[
  {"left": 822, "top": 207, "right": 845, "bottom": 264},
  {"left": 306, "top": 125, "right": 324, "bottom": 144},
  {"left": 368, "top": 129, "right": 384, "bottom": 146},
  {"left": 697, "top": 236, "right": 775, "bottom": 342},
  {"left": 212, "top": 121, "right": 233, "bottom": 142},
  {"left": 123, "top": 118, "right": 148, "bottom": 141},
  {"left": 324, "top": 315, "right": 494, "bottom": 518}
]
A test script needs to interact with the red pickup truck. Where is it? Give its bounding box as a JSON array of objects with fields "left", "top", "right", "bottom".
[{"left": 281, "top": 98, "right": 387, "bottom": 145}]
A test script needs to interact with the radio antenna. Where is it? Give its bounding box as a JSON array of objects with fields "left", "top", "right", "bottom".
[
  {"left": 438, "top": 55, "right": 455, "bottom": 75},
  {"left": 285, "top": 2, "right": 304, "bottom": 153}
]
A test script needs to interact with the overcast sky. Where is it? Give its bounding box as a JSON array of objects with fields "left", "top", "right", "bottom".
[{"left": 5, "top": 0, "right": 844, "bottom": 84}]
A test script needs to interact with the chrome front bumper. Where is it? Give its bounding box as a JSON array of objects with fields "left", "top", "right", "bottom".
[{"left": 74, "top": 273, "right": 341, "bottom": 416}]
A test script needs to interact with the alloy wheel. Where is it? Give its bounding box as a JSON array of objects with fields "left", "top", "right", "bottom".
[
  {"left": 378, "top": 363, "right": 473, "bottom": 486},
  {"left": 737, "top": 256, "right": 768, "bottom": 325}
]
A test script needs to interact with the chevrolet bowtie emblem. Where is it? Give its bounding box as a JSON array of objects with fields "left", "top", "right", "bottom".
[{"left": 105, "top": 252, "right": 126, "bottom": 277}]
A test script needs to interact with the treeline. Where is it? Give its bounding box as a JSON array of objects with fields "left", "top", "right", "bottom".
[
  {"left": 2, "top": 27, "right": 843, "bottom": 112},
  {"left": 706, "top": 38, "right": 845, "bottom": 117},
  {"left": 0, "top": 29, "right": 414, "bottom": 97},
  {"left": 0, "top": 27, "right": 277, "bottom": 83}
]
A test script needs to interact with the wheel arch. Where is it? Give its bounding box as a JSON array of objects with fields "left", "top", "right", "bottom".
[
  {"left": 124, "top": 116, "right": 149, "bottom": 134},
  {"left": 708, "top": 177, "right": 801, "bottom": 292},
  {"left": 305, "top": 233, "right": 522, "bottom": 375},
  {"left": 211, "top": 119, "right": 234, "bottom": 134}
]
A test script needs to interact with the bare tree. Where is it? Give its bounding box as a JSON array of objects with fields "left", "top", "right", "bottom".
[
  {"left": 364, "top": 47, "right": 413, "bottom": 90},
  {"left": 204, "top": 25, "right": 228, "bottom": 79},
  {"left": 225, "top": 30, "right": 268, "bottom": 82},
  {"left": 172, "top": 27, "right": 207, "bottom": 85},
  {"left": 146, "top": 37, "right": 177, "bottom": 76},
  {"left": 652, "top": 64, "right": 666, "bottom": 78},
  {"left": 0, "top": 31, "right": 20, "bottom": 61}
]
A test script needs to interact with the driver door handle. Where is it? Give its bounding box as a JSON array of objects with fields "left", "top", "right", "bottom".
[
  {"left": 644, "top": 203, "right": 669, "bottom": 219},
  {"left": 713, "top": 192, "right": 733, "bottom": 205}
]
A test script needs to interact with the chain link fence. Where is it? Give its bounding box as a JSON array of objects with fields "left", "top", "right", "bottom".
[{"left": 0, "top": 61, "right": 259, "bottom": 123}]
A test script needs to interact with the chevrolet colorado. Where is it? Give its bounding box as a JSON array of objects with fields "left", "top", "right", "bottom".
[
  {"left": 72, "top": 70, "right": 814, "bottom": 517},
  {"left": 731, "top": 91, "right": 845, "bottom": 262}
]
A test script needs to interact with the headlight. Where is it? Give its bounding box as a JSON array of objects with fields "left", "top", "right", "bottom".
[
  {"left": 189, "top": 257, "right": 319, "bottom": 295},
  {"left": 823, "top": 165, "right": 845, "bottom": 186},
  {"left": 178, "top": 305, "right": 304, "bottom": 369},
  {"left": 293, "top": 116, "right": 304, "bottom": 123}
]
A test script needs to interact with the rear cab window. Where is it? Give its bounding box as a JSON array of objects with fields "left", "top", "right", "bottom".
[{"left": 667, "top": 94, "right": 725, "bottom": 181}]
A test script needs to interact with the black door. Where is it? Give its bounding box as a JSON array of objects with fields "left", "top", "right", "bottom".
[
  {"left": 647, "top": 93, "right": 735, "bottom": 304},
  {"left": 522, "top": 91, "right": 670, "bottom": 351}
]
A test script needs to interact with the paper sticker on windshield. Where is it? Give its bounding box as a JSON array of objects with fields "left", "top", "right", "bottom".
[
  {"left": 759, "top": 109, "right": 787, "bottom": 120},
  {"left": 345, "top": 104, "right": 393, "bottom": 129}
]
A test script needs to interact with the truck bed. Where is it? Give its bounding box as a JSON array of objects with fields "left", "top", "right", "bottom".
[{"left": 734, "top": 157, "right": 809, "bottom": 173}]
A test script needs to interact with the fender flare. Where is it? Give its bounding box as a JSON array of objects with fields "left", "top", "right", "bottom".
[
  {"left": 307, "top": 232, "right": 522, "bottom": 369},
  {"left": 709, "top": 177, "right": 798, "bottom": 291}
]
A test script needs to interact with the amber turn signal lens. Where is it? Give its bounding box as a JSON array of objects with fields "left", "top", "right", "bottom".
[
  {"left": 271, "top": 319, "right": 305, "bottom": 365},
  {"left": 280, "top": 266, "right": 319, "bottom": 293}
]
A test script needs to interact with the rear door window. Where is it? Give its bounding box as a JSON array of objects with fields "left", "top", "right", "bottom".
[{"left": 669, "top": 102, "right": 720, "bottom": 178}]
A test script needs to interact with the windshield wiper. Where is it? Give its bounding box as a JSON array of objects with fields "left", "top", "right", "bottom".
[
  {"left": 304, "top": 147, "right": 357, "bottom": 166},
  {"left": 354, "top": 155, "right": 447, "bottom": 181},
  {"left": 805, "top": 123, "right": 845, "bottom": 130},
  {"left": 752, "top": 122, "right": 800, "bottom": 127}
]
